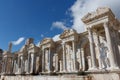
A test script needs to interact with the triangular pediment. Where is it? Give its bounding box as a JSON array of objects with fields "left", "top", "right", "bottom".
[
  {"left": 41, "top": 38, "right": 53, "bottom": 45},
  {"left": 82, "top": 7, "right": 114, "bottom": 23},
  {"left": 60, "top": 29, "right": 77, "bottom": 39}
]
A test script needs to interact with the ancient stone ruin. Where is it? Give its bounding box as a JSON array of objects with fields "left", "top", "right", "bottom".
[{"left": 1, "top": 7, "right": 120, "bottom": 80}]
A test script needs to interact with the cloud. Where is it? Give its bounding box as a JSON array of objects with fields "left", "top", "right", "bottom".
[
  {"left": 69, "top": 0, "right": 120, "bottom": 33},
  {"left": 52, "top": 34, "right": 61, "bottom": 42},
  {"left": 12, "top": 37, "right": 25, "bottom": 45},
  {"left": 52, "top": 0, "right": 120, "bottom": 33},
  {"left": 41, "top": 34, "right": 44, "bottom": 38},
  {"left": 51, "top": 21, "right": 69, "bottom": 31}
]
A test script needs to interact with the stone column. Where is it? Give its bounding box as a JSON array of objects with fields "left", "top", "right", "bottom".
[
  {"left": 42, "top": 49, "right": 45, "bottom": 72},
  {"left": 55, "top": 54, "right": 58, "bottom": 72},
  {"left": 48, "top": 48, "right": 51, "bottom": 72},
  {"left": 5, "top": 57, "right": 8, "bottom": 74},
  {"left": 18, "top": 56, "right": 20, "bottom": 73},
  {"left": 2, "top": 58, "right": 6, "bottom": 74},
  {"left": 21, "top": 56, "right": 24, "bottom": 74},
  {"left": 10, "top": 57, "right": 14, "bottom": 73},
  {"left": 59, "top": 60, "right": 63, "bottom": 72},
  {"left": 27, "top": 53, "right": 31, "bottom": 74},
  {"left": 81, "top": 48, "right": 85, "bottom": 71},
  {"left": 35, "top": 56, "right": 39, "bottom": 74},
  {"left": 103, "top": 22, "right": 119, "bottom": 69},
  {"left": 13, "top": 60, "right": 16, "bottom": 73},
  {"left": 88, "top": 27, "right": 97, "bottom": 69},
  {"left": 30, "top": 53, "right": 34, "bottom": 73},
  {"left": 2, "top": 59, "right": 4, "bottom": 73},
  {"left": 62, "top": 42, "right": 66, "bottom": 72},
  {"left": 25, "top": 60, "right": 28, "bottom": 73},
  {"left": 72, "top": 41, "right": 77, "bottom": 71},
  {"left": 87, "top": 56, "right": 92, "bottom": 70}
]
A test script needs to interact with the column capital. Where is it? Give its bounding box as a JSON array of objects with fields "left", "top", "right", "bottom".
[
  {"left": 103, "top": 22, "right": 109, "bottom": 27},
  {"left": 61, "top": 41, "right": 65, "bottom": 45},
  {"left": 87, "top": 27, "right": 91, "bottom": 31}
]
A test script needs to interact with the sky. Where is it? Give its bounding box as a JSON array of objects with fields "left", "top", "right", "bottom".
[{"left": 0, "top": 0, "right": 120, "bottom": 52}]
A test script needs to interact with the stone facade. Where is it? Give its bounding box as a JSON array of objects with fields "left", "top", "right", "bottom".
[{"left": 1, "top": 7, "right": 120, "bottom": 80}]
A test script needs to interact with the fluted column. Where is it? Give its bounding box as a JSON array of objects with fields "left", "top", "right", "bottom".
[
  {"left": 30, "top": 53, "right": 34, "bottom": 73},
  {"left": 81, "top": 48, "right": 85, "bottom": 71},
  {"left": 18, "top": 56, "right": 20, "bottom": 73},
  {"left": 13, "top": 60, "right": 17, "bottom": 73},
  {"left": 88, "top": 27, "right": 97, "bottom": 69},
  {"left": 77, "top": 49, "right": 82, "bottom": 71},
  {"left": 94, "top": 32, "right": 102, "bottom": 69},
  {"left": 2, "top": 58, "right": 7, "bottom": 74},
  {"left": 10, "top": 57, "right": 14, "bottom": 73},
  {"left": 59, "top": 60, "right": 63, "bottom": 72},
  {"left": 42, "top": 49, "right": 45, "bottom": 72},
  {"left": 21, "top": 56, "right": 24, "bottom": 74},
  {"left": 87, "top": 56, "right": 92, "bottom": 70},
  {"left": 56, "top": 54, "right": 58, "bottom": 72},
  {"left": 27, "top": 54, "right": 30, "bottom": 73},
  {"left": 2, "top": 58, "right": 5, "bottom": 73},
  {"left": 72, "top": 41, "right": 77, "bottom": 71},
  {"left": 103, "top": 22, "right": 119, "bottom": 69},
  {"left": 48, "top": 48, "right": 51, "bottom": 72},
  {"left": 62, "top": 42, "right": 67, "bottom": 72}
]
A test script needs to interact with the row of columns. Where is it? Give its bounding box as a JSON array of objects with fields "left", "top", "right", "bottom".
[
  {"left": 61, "top": 41, "right": 86, "bottom": 72},
  {"left": 2, "top": 56, "right": 14, "bottom": 74},
  {"left": 62, "top": 41, "right": 78, "bottom": 72},
  {"left": 7, "top": 53, "right": 37, "bottom": 74},
  {"left": 42, "top": 48, "right": 51, "bottom": 73},
  {"left": 87, "top": 22, "right": 119, "bottom": 70},
  {"left": 15, "top": 53, "right": 38, "bottom": 74}
]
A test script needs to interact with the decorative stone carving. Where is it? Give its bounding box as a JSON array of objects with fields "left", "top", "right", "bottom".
[
  {"left": 99, "top": 43, "right": 110, "bottom": 69},
  {"left": 60, "top": 29, "right": 77, "bottom": 39},
  {"left": 1, "top": 7, "right": 120, "bottom": 76},
  {"left": 82, "top": 7, "right": 114, "bottom": 23}
]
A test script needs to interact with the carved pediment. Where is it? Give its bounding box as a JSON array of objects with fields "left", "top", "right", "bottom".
[
  {"left": 82, "top": 7, "right": 114, "bottom": 23},
  {"left": 29, "top": 44, "right": 36, "bottom": 48},
  {"left": 3, "top": 51, "right": 13, "bottom": 57},
  {"left": 82, "top": 13, "right": 92, "bottom": 22},
  {"left": 60, "top": 29, "right": 77, "bottom": 39},
  {"left": 41, "top": 38, "right": 54, "bottom": 46},
  {"left": 3, "top": 51, "right": 9, "bottom": 55},
  {"left": 28, "top": 44, "right": 39, "bottom": 53},
  {"left": 19, "top": 45, "right": 27, "bottom": 53}
]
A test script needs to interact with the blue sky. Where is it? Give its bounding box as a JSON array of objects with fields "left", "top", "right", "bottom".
[
  {"left": 0, "top": 0, "right": 120, "bottom": 52},
  {"left": 0, "top": 0, "right": 75, "bottom": 51}
]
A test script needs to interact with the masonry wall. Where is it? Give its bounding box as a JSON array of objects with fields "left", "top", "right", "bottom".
[{"left": 1, "top": 72, "right": 120, "bottom": 80}]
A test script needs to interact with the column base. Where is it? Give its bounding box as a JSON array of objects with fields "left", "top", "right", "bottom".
[
  {"left": 47, "top": 71, "right": 52, "bottom": 73},
  {"left": 88, "top": 67, "right": 98, "bottom": 71},
  {"left": 25, "top": 72, "right": 30, "bottom": 75},
  {"left": 15, "top": 72, "right": 19, "bottom": 74},
  {"left": 1, "top": 72, "right": 6, "bottom": 75},
  {"left": 108, "top": 66, "right": 119, "bottom": 71}
]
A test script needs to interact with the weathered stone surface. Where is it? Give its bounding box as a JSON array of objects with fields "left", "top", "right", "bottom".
[{"left": 1, "top": 7, "right": 120, "bottom": 80}]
